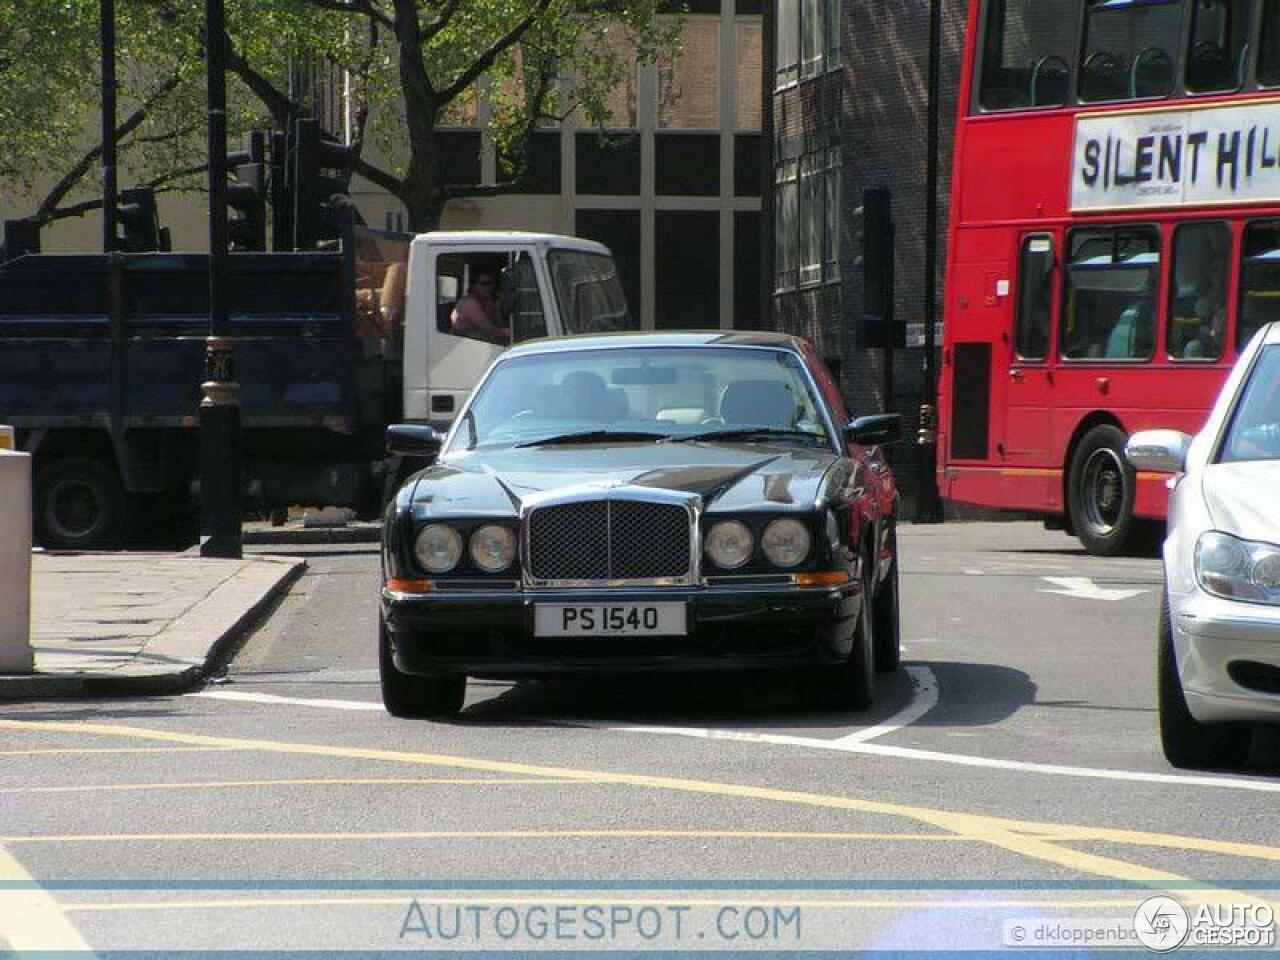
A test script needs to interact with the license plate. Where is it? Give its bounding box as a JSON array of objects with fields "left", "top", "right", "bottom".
[{"left": 534, "top": 603, "right": 687, "bottom": 637}]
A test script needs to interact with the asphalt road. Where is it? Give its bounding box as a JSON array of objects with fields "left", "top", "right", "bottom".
[{"left": 3, "top": 521, "right": 1279, "bottom": 954}]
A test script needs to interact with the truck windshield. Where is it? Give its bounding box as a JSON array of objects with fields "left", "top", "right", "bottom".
[{"left": 546, "top": 250, "right": 634, "bottom": 334}]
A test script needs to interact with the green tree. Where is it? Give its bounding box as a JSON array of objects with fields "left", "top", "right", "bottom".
[{"left": 1, "top": 0, "right": 681, "bottom": 234}]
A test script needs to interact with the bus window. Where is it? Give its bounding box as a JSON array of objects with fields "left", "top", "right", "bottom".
[
  {"left": 1239, "top": 222, "right": 1280, "bottom": 351},
  {"left": 1262, "top": 0, "right": 1280, "bottom": 86},
  {"left": 1062, "top": 227, "right": 1160, "bottom": 360},
  {"left": 1186, "top": 0, "right": 1250, "bottom": 93},
  {"left": 1016, "top": 236, "right": 1054, "bottom": 360},
  {"left": 979, "top": 0, "right": 1075, "bottom": 110},
  {"left": 1168, "top": 222, "right": 1229, "bottom": 361},
  {"left": 1080, "top": 0, "right": 1181, "bottom": 102}
]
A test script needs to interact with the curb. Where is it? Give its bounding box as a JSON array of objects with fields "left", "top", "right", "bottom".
[
  {"left": 0, "top": 557, "right": 306, "bottom": 700},
  {"left": 241, "top": 524, "right": 381, "bottom": 545}
]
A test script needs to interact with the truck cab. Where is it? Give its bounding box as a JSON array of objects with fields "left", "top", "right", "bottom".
[{"left": 403, "top": 232, "right": 631, "bottom": 426}]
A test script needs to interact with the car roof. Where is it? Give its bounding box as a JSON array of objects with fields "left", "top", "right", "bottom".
[
  {"left": 504, "top": 331, "right": 811, "bottom": 358},
  {"left": 411, "top": 231, "right": 611, "bottom": 257}
]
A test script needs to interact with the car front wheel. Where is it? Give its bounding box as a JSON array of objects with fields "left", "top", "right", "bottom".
[
  {"left": 1158, "top": 592, "right": 1250, "bottom": 769},
  {"left": 801, "top": 569, "right": 876, "bottom": 711},
  {"left": 378, "top": 617, "right": 466, "bottom": 719}
]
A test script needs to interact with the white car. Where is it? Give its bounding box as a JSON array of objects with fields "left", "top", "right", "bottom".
[{"left": 1127, "top": 322, "right": 1280, "bottom": 769}]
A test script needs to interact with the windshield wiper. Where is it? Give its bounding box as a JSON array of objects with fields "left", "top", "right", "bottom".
[
  {"left": 669, "top": 427, "right": 829, "bottom": 445},
  {"left": 516, "top": 429, "right": 671, "bottom": 448}
]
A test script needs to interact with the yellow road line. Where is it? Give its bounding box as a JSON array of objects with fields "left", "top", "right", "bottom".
[
  {"left": 0, "top": 746, "right": 242, "bottom": 757},
  {"left": 0, "top": 844, "right": 93, "bottom": 953},
  {"left": 1, "top": 829, "right": 969, "bottom": 844},
  {"left": 0, "top": 777, "right": 583, "bottom": 795},
  {"left": 0, "top": 718, "right": 1264, "bottom": 906},
  {"left": 58, "top": 895, "right": 1152, "bottom": 915}
]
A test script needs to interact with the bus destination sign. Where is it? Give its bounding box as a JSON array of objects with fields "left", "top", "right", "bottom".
[{"left": 1071, "top": 100, "right": 1280, "bottom": 212}]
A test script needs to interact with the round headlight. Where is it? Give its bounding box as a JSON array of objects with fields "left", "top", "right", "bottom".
[
  {"left": 415, "top": 523, "right": 463, "bottom": 574},
  {"left": 705, "top": 520, "right": 754, "bottom": 570},
  {"left": 469, "top": 524, "right": 517, "bottom": 573},
  {"left": 762, "top": 518, "right": 811, "bottom": 569}
]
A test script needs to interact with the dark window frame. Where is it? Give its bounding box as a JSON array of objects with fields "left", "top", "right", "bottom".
[
  {"left": 1184, "top": 0, "right": 1252, "bottom": 95},
  {"left": 1078, "top": 0, "right": 1186, "bottom": 105},
  {"left": 1167, "top": 220, "right": 1231, "bottom": 363},
  {"left": 1060, "top": 223, "right": 1163, "bottom": 363},
  {"left": 975, "top": 0, "right": 1081, "bottom": 113},
  {"left": 1015, "top": 233, "right": 1056, "bottom": 362}
]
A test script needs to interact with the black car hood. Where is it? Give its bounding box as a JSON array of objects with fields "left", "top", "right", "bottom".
[{"left": 407, "top": 443, "right": 844, "bottom": 519}]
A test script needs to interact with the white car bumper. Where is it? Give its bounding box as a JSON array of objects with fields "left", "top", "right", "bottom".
[{"left": 1172, "top": 589, "right": 1280, "bottom": 723}]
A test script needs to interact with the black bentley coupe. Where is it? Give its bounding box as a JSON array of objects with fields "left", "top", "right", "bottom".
[{"left": 379, "top": 332, "right": 901, "bottom": 717}]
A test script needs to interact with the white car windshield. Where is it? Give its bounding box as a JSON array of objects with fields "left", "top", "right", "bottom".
[
  {"left": 1221, "top": 345, "right": 1280, "bottom": 463},
  {"left": 451, "top": 346, "right": 833, "bottom": 451}
]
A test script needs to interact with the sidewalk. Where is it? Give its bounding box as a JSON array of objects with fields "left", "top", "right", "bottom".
[{"left": 0, "top": 551, "right": 304, "bottom": 699}]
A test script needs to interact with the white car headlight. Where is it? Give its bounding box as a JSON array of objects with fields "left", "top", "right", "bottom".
[
  {"left": 415, "top": 523, "right": 463, "bottom": 574},
  {"left": 469, "top": 524, "right": 517, "bottom": 573},
  {"left": 1195, "top": 531, "right": 1280, "bottom": 604},
  {"left": 705, "top": 520, "right": 754, "bottom": 570},
  {"left": 762, "top": 518, "right": 811, "bottom": 569}
]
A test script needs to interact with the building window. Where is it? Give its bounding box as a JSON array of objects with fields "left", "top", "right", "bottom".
[
  {"left": 736, "top": 18, "right": 763, "bottom": 130},
  {"left": 822, "top": 148, "right": 840, "bottom": 281},
  {"left": 801, "top": 0, "right": 825, "bottom": 79},
  {"left": 775, "top": 160, "right": 799, "bottom": 291},
  {"left": 660, "top": 17, "right": 719, "bottom": 128},
  {"left": 776, "top": 0, "right": 800, "bottom": 88},
  {"left": 799, "top": 154, "right": 823, "bottom": 284},
  {"left": 824, "top": 0, "right": 840, "bottom": 69}
]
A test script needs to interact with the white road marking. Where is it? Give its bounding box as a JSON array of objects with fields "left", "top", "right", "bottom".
[
  {"left": 194, "top": 689, "right": 382, "bottom": 711},
  {"left": 964, "top": 568, "right": 986, "bottom": 576},
  {"left": 1039, "top": 577, "right": 1147, "bottom": 602},
  {"left": 190, "top": 667, "right": 1280, "bottom": 794}
]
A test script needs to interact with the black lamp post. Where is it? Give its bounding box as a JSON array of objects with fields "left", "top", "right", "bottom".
[
  {"left": 100, "top": 0, "right": 117, "bottom": 253},
  {"left": 917, "top": 0, "right": 945, "bottom": 522},
  {"left": 200, "top": 0, "right": 242, "bottom": 558}
]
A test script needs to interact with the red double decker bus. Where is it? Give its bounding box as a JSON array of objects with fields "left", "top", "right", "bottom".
[{"left": 936, "top": 0, "right": 1280, "bottom": 553}]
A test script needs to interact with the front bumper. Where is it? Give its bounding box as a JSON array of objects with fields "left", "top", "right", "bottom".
[
  {"left": 382, "top": 581, "right": 861, "bottom": 677},
  {"left": 1171, "top": 588, "right": 1280, "bottom": 724}
]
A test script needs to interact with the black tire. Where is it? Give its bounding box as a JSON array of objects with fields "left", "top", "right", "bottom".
[
  {"left": 378, "top": 618, "right": 466, "bottom": 719},
  {"left": 35, "top": 457, "right": 126, "bottom": 550},
  {"left": 801, "top": 570, "right": 876, "bottom": 711},
  {"left": 1157, "top": 591, "right": 1251, "bottom": 770},
  {"left": 1067, "top": 424, "right": 1136, "bottom": 556},
  {"left": 873, "top": 556, "right": 901, "bottom": 673}
]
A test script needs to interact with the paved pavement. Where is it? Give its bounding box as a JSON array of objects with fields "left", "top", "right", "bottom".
[
  {"left": 2, "top": 524, "right": 1279, "bottom": 954},
  {"left": 0, "top": 551, "right": 304, "bottom": 697}
]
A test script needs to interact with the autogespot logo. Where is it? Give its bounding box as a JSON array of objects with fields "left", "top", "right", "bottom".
[{"left": 1134, "top": 896, "right": 1191, "bottom": 953}]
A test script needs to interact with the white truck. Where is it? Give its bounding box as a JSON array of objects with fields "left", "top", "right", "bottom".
[{"left": 0, "top": 228, "right": 634, "bottom": 548}]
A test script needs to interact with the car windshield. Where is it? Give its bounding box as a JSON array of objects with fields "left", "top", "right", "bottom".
[
  {"left": 1220, "top": 345, "right": 1280, "bottom": 463},
  {"left": 452, "top": 346, "right": 833, "bottom": 451}
]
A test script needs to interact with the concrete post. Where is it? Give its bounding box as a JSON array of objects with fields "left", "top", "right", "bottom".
[{"left": 0, "top": 447, "right": 34, "bottom": 673}]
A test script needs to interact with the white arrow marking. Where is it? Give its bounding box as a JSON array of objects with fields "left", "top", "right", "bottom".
[{"left": 1038, "top": 576, "right": 1147, "bottom": 602}]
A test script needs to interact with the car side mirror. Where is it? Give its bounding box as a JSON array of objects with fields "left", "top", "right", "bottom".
[
  {"left": 1125, "top": 429, "right": 1191, "bottom": 474},
  {"left": 844, "top": 413, "right": 902, "bottom": 446},
  {"left": 386, "top": 424, "right": 445, "bottom": 458}
]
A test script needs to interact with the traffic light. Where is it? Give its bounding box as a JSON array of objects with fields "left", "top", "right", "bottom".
[
  {"left": 117, "top": 187, "right": 168, "bottom": 252},
  {"left": 855, "top": 186, "right": 899, "bottom": 349},
  {"left": 1, "top": 220, "right": 41, "bottom": 263},
  {"left": 292, "top": 117, "right": 357, "bottom": 250},
  {"left": 227, "top": 131, "right": 267, "bottom": 252}
]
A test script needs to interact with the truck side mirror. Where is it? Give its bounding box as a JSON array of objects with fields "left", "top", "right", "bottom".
[{"left": 386, "top": 424, "right": 444, "bottom": 458}]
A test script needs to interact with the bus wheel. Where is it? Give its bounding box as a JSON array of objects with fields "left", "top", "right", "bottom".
[{"left": 1067, "top": 424, "right": 1135, "bottom": 556}]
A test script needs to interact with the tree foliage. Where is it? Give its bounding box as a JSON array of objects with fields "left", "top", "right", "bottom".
[{"left": 0, "top": 0, "right": 681, "bottom": 232}]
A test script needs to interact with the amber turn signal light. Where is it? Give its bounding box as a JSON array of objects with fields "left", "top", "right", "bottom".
[{"left": 386, "top": 578, "right": 434, "bottom": 594}]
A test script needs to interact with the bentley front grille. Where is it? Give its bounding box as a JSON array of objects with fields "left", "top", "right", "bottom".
[{"left": 526, "top": 499, "right": 692, "bottom": 582}]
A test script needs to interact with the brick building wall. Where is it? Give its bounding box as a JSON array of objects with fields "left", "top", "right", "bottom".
[{"left": 770, "top": 0, "right": 968, "bottom": 508}]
